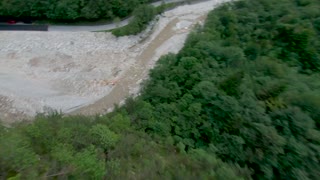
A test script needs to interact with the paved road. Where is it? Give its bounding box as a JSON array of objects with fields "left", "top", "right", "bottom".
[{"left": 48, "top": 0, "right": 186, "bottom": 32}]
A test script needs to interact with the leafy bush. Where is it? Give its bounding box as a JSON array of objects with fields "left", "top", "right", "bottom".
[{"left": 112, "top": 4, "right": 156, "bottom": 36}]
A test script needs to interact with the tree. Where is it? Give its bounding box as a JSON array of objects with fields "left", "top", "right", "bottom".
[
  {"left": 0, "top": 132, "right": 39, "bottom": 179},
  {"left": 90, "top": 124, "right": 120, "bottom": 150},
  {"left": 71, "top": 146, "right": 106, "bottom": 179}
]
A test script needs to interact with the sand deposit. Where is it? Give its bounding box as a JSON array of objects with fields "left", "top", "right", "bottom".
[{"left": 0, "top": 0, "right": 230, "bottom": 122}]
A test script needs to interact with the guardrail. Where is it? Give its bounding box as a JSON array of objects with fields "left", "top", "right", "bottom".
[{"left": 0, "top": 24, "right": 48, "bottom": 31}]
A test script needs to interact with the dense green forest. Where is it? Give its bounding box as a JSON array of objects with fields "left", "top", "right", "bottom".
[
  {"left": 0, "top": 0, "right": 153, "bottom": 21},
  {"left": 1, "top": 0, "right": 320, "bottom": 179}
]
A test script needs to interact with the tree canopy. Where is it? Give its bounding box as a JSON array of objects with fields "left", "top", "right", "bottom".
[{"left": 0, "top": 0, "right": 151, "bottom": 21}]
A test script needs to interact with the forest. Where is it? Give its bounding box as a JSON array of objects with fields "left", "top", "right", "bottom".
[
  {"left": 1, "top": 0, "right": 320, "bottom": 179},
  {"left": 0, "top": 0, "right": 153, "bottom": 21}
]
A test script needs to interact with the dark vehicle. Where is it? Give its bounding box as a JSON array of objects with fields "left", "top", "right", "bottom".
[
  {"left": 0, "top": 16, "right": 33, "bottom": 24},
  {"left": 23, "top": 20, "right": 32, "bottom": 24},
  {"left": 7, "top": 20, "right": 16, "bottom": 24},
  {"left": 0, "top": 16, "right": 46, "bottom": 31}
]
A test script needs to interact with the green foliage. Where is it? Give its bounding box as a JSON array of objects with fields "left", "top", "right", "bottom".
[
  {"left": 107, "top": 114, "right": 131, "bottom": 133},
  {"left": 0, "top": 132, "right": 39, "bottom": 177},
  {"left": 0, "top": 0, "right": 150, "bottom": 21},
  {"left": 137, "top": 0, "right": 320, "bottom": 179},
  {"left": 112, "top": 2, "right": 180, "bottom": 36},
  {"left": 189, "top": 148, "right": 252, "bottom": 179},
  {"left": 90, "top": 124, "right": 120, "bottom": 150},
  {"left": 51, "top": 143, "right": 74, "bottom": 163},
  {"left": 219, "top": 71, "right": 244, "bottom": 97},
  {"left": 1, "top": 0, "right": 320, "bottom": 179},
  {"left": 71, "top": 146, "right": 106, "bottom": 179},
  {"left": 112, "top": 4, "right": 156, "bottom": 36}
]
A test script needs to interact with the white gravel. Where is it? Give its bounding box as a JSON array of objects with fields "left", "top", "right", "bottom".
[
  {"left": 0, "top": 32, "right": 139, "bottom": 119},
  {"left": 0, "top": 0, "right": 230, "bottom": 122}
]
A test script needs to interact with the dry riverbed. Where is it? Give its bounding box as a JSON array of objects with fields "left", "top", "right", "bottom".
[{"left": 0, "top": 0, "right": 229, "bottom": 123}]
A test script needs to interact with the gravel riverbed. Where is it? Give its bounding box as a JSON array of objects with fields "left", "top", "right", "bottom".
[{"left": 0, "top": 0, "right": 229, "bottom": 123}]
